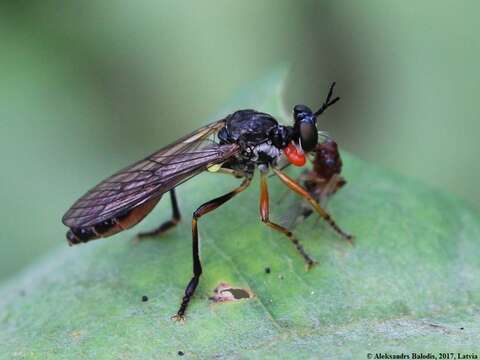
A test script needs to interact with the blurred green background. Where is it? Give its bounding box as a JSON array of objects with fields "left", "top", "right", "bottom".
[{"left": 0, "top": 0, "right": 479, "bottom": 281}]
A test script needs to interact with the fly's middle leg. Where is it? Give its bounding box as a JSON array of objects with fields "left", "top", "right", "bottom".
[{"left": 259, "top": 172, "right": 317, "bottom": 270}]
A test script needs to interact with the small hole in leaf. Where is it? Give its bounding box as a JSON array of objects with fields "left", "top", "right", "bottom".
[
  {"left": 222, "top": 288, "right": 250, "bottom": 299},
  {"left": 210, "top": 282, "right": 253, "bottom": 303}
]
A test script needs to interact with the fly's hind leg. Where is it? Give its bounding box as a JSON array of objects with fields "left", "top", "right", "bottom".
[
  {"left": 260, "top": 172, "right": 317, "bottom": 270},
  {"left": 137, "top": 189, "right": 181, "bottom": 239},
  {"left": 173, "top": 177, "right": 251, "bottom": 321}
]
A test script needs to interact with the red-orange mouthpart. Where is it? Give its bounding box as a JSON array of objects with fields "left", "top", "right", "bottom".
[{"left": 283, "top": 142, "right": 306, "bottom": 167}]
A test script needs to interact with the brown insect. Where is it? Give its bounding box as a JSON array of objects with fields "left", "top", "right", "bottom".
[{"left": 302, "top": 138, "right": 346, "bottom": 207}]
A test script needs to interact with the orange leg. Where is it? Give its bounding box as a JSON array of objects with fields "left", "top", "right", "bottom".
[
  {"left": 272, "top": 168, "right": 354, "bottom": 244},
  {"left": 260, "top": 172, "right": 317, "bottom": 269}
]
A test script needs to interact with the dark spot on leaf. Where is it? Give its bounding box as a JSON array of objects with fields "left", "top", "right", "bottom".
[
  {"left": 142, "top": 295, "right": 148, "bottom": 302},
  {"left": 461, "top": 327, "right": 464, "bottom": 330},
  {"left": 177, "top": 350, "right": 184, "bottom": 356},
  {"left": 424, "top": 322, "right": 450, "bottom": 334},
  {"left": 265, "top": 267, "right": 271, "bottom": 274},
  {"left": 210, "top": 282, "right": 253, "bottom": 303},
  {"left": 426, "top": 322, "right": 444, "bottom": 329}
]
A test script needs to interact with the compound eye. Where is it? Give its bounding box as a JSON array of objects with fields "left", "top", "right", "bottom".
[
  {"left": 299, "top": 121, "right": 318, "bottom": 152},
  {"left": 293, "top": 104, "right": 313, "bottom": 122}
]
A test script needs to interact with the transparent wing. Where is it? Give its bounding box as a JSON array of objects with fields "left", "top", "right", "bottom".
[{"left": 62, "top": 120, "right": 239, "bottom": 228}]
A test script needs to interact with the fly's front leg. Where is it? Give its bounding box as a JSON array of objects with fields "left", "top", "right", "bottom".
[
  {"left": 260, "top": 172, "right": 317, "bottom": 270},
  {"left": 173, "top": 177, "right": 251, "bottom": 321},
  {"left": 137, "top": 189, "right": 181, "bottom": 239},
  {"left": 273, "top": 168, "right": 354, "bottom": 244}
]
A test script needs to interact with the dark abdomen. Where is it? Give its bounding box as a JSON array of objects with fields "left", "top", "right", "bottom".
[{"left": 67, "top": 196, "right": 161, "bottom": 245}]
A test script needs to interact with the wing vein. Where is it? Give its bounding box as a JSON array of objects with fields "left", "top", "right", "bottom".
[{"left": 62, "top": 119, "right": 239, "bottom": 228}]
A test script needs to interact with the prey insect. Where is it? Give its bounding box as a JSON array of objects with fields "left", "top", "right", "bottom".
[
  {"left": 62, "top": 82, "right": 352, "bottom": 320},
  {"left": 294, "top": 137, "right": 347, "bottom": 224}
]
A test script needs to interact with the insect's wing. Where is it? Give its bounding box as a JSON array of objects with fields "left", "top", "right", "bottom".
[{"left": 62, "top": 120, "right": 239, "bottom": 229}]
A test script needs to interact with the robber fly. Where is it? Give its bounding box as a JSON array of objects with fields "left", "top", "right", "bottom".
[{"left": 62, "top": 82, "right": 352, "bottom": 320}]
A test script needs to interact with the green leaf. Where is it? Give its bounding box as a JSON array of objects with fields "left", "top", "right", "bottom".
[{"left": 1, "top": 67, "right": 480, "bottom": 359}]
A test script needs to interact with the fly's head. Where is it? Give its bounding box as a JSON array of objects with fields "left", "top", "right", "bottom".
[
  {"left": 276, "top": 104, "right": 317, "bottom": 168},
  {"left": 283, "top": 82, "right": 341, "bottom": 167},
  {"left": 293, "top": 104, "right": 318, "bottom": 153}
]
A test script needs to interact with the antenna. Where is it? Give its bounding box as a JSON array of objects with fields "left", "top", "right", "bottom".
[{"left": 314, "top": 82, "right": 340, "bottom": 117}]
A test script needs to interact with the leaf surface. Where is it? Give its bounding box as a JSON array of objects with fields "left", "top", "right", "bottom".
[{"left": 1, "top": 67, "right": 479, "bottom": 359}]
